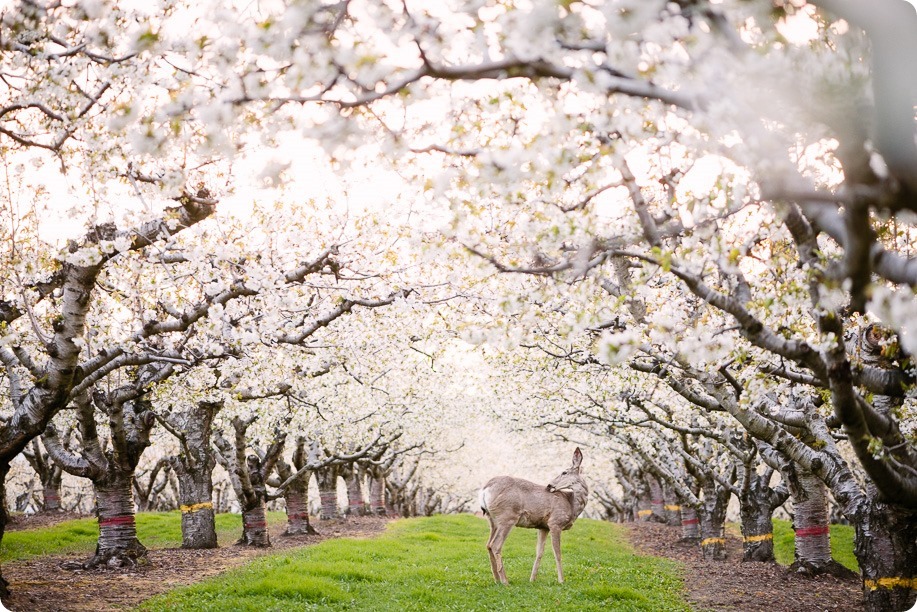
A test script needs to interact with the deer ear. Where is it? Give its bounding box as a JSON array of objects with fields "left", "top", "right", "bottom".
[{"left": 572, "top": 447, "right": 583, "bottom": 467}]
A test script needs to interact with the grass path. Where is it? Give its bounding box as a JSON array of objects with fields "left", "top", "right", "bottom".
[{"left": 139, "top": 515, "right": 691, "bottom": 611}]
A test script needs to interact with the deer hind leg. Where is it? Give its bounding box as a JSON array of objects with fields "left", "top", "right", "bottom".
[
  {"left": 550, "top": 527, "right": 564, "bottom": 583},
  {"left": 488, "top": 524, "right": 513, "bottom": 584},
  {"left": 486, "top": 519, "right": 501, "bottom": 582},
  {"left": 530, "top": 528, "right": 548, "bottom": 582}
]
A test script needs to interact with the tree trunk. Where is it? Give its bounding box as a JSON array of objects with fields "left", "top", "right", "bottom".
[
  {"left": 791, "top": 470, "right": 833, "bottom": 573},
  {"left": 853, "top": 496, "right": 917, "bottom": 612},
  {"left": 23, "top": 438, "right": 66, "bottom": 513},
  {"left": 282, "top": 484, "right": 317, "bottom": 536},
  {"left": 0, "top": 462, "right": 11, "bottom": 600},
  {"left": 368, "top": 474, "right": 386, "bottom": 516},
  {"left": 175, "top": 467, "right": 217, "bottom": 549},
  {"left": 663, "top": 485, "right": 681, "bottom": 526},
  {"left": 239, "top": 502, "right": 270, "bottom": 547},
  {"left": 344, "top": 467, "right": 366, "bottom": 517},
  {"left": 739, "top": 498, "right": 776, "bottom": 563},
  {"left": 636, "top": 495, "right": 653, "bottom": 522},
  {"left": 679, "top": 506, "right": 701, "bottom": 541},
  {"left": 738, "top": 474, "right": 786, "bottom": 563},
  {"left": 42, "top": 478, "right": 63, "bottom": 512},
  {"left": 316, "top": 467, "right": 339, "bottom": 520},
  {"left": 168, "top": 400, "right": 221, "bottom": 549},
  {"left": 90, "top": 476, "right": 146, "bottom": 568},
  {"left": 698, "top": 482, "right": 728, "bottom": 560},
  {"left": 646, "top": 476, "right": 667, "bottom": 523}
]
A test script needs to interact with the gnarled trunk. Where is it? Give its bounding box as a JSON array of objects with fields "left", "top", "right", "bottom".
[
  {"left": 344, "top": 466, "right": 366, "bottom": 517},
  {"left": 664, "top": 503, "right": 681, "bottom": 526},
  {"left": 368, "top": 473, "right": 386, "bottom": 516},
  {"left": 646, "top": 475, "right": 667, "bottom": 523},
  {"left": 853, "top": 497, "right": 917, "bottom": 612},
  {"left": 42, "top": 479, "right": 63, "bottom": 512},
  {"left": 698, "top": 482, "right": 729, "bottom": 560},
  {"left": 239, "top": 502, "right": 270, "bottom": 547},
  {"left": 282, "top": 485, "right": 317, "bottom": 536},
  {"left": 167, "top": 400, "right": 221, "bottom": 549},
  {"left": 679, "top": 506, "right": 701, "bottom": 541},
  {"left": 91, "top": 476, "right": 146, "bottom": 568},
  {"left": 790, "top": 470, "right": 833, "bottom": 573},
  {"left": 24, "top": 438, "right": 66, "bottom": 512},
  {"left": 315, "top": 466, "right": 339, "bottom": 520},
  {"left": 738, "top": 472, "right": 786, "bottom": 563},
  {"left": 174, "top": 466, "right": 217, "bottom": 549},
  {"left": 739, "top": 501, "right": 776, "bottom": 563},
  {"left": 0, "top": 462, "right": 11, "bottom": 600}
]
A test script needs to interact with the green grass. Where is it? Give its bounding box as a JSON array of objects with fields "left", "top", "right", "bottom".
[
  {"left": 0, "top": 511, "right": 287, "bottom": 563},
  {"left": 139, "top": 515, "right": 691, "bottom": 612},
  {"left": 770, "top": 519, "right": 858, "bottom": 572}
]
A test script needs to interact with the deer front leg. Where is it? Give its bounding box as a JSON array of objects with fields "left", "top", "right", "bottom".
[
  {"left": 530, "top": 528, "right": 548, "bottom": 582},
  {"left": 550, "top": 527, "right": 564, "bottom": 583}
]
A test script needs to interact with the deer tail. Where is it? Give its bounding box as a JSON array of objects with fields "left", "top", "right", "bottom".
[{"left": 478, "top": 486, "right": 491, "bottom": 516}]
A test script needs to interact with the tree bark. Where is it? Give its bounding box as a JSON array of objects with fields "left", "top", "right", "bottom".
[
  {"left": 368, "top": 472, "right": 387, "bottom": 516},
  {"left": 282, "top": 485, "right": 317, "bottom": 536},
  {"left": 239, "top": 502, "right": 270, "bottom": 547},
  {"left": 789, "top": 469, "right": 834, "bottom": 573},
  {"left": 852, "top": 495, "right": 917, "bottom": 612},
  {"left": 315, "top": 465, "right": 340, "bottom": 520},
  {"left": 679, "top": 506, "right": 701, "bottom": 541},
  {"left": 343, "top": 464, "right": 367, "bottom": 517},
  {"left": 646, "top": 475, "right": 667, "bottom": 523},
  {"left": 738, "top": 472, "right": 787, "bottom": 563},
  {"left": 165, "top": 400, "right": 221, "bottom": 549},
  {"left": 213, "top": 416, "right": 288, "bottom": 547},
  {"left": 0, "top": 462, "right": 11, "bottom": 599},
  {"left": 91, "top": 476, "right": 147, "bottom": 568},
  {"left": 174, "top": 467, "right": 217, "bottom": 549},
  {"left": 662, "top": 485, "right": 681, "bottom": 527},
  {"left": 273, "top": 437, "right": 319, "bottom": 536},
  {"left": 698, "top": 481, "right": 729, "bottom": 561},
  {"left": 24, "top": 438, "right": 65, "bottom": 512}
]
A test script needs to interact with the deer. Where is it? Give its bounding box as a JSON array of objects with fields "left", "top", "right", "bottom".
[{"left": 478, "top": 447, "right": 588, "bottom": 584}]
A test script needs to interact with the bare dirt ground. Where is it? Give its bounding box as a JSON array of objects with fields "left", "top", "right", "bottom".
[
  {"left": 628, "top": 521, "right": 863, "bottom": 612},
  {"left": 3, "top": 514, "right": 866, "bottom": 612},
  {"left": 2, "top": 514, "right": 389, "bottom": 612}
]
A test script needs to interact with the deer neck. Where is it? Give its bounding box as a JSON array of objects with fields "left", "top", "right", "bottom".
[{"left": 568, "top": 483, "right": 588, "bottom": 518}]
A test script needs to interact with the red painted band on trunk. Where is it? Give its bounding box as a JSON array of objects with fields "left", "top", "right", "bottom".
[
  {"left": 287, "top": 512, "right": 308, "bottom": 520},
  {"left": 651, "top": 500, "right": 663, "bottom": 504},
  {"left": 99, "top": 515, "right": 135, "bottom": 528},
  {"left": 795, "top": 525, "right": 830, "bottom": 537},
  {"left": 244, "top": 521, "right": 267, "bottom": 529},
  {"left": 681, "top": 518, "right": 699, "bottom": 525}
]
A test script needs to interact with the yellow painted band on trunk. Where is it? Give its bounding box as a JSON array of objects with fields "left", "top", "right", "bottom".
[
  {"left": 864, "top": 577, "right": 917, "bottom": 590},
  {"left": 664, "top": 505, "right": 681, "bottom": 511},
  {"left": 180, "top": 502, "right": 214, "bottom": 513},
  {"left": 743, "top": 533, "right": 773, "bottom": 542},
  {"left": 637, "top": 509, "right": 653, "bottom": 517},
  {"left": 700, "top": 537, "right": 725, "bottom": 546}
]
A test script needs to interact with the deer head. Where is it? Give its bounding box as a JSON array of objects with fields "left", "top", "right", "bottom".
[{"left": 546, "top": 447, "right": 583, "bottom": 494}]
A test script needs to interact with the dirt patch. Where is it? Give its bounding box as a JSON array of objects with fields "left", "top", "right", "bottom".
[
  {"left": 2, "top": 515, "right": 389, "bottom": 612},
  {"left": 627, "top": 522, "right": 863, "bottom": 612}
]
